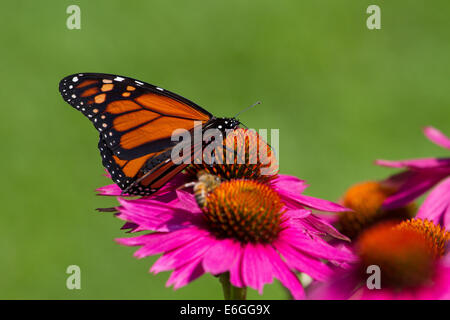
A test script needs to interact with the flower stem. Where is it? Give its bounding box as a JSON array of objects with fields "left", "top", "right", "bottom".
[
  {"left": 219, "top": 273, "right": 247, "bottom": 300},
  {"left": 230, "top": 285, "right": 247, "bottom": 300},
  {"left": 219, "top": 273, "right": 231, "bottom": 300}
]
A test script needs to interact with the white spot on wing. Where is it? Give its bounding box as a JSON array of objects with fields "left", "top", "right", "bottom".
[
  {"left": 114, "top": 76, "right": 125, "bottom": 82},
  {"left": 156, "top": 87, "right": 164, "bottom": 91},
  {"left": 72, "top": 77, "right": 78, "bottom": 82}
]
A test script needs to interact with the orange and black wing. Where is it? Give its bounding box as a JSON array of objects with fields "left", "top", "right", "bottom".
[
  {"left": 98, "top": 138, "right": 190, "bottom": 195},
  {"left": 59, "top": 73, "right": 212, "bottom": 160},
  {"left": 59, "top": 73, "right": 212, "bottom": 195}
]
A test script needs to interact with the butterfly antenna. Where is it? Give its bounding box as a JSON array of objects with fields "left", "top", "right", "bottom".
[
  {"left": 239, "top": 122, "right": 249, "bottom": 129},
  {"left": 234, "top": 101, "right": 261, "bottom": 118}
]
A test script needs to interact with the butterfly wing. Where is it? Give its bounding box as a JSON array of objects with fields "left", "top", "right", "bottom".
[
  {"left": 59, "top": 73, "right": 213, "bottom": 195},
  {"left": 59, "top": 73, "right": 212, "bottom": 160}
]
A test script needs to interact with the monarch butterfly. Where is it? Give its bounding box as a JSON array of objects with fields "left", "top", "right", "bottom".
[{"left": 59, "top": 73, "right": 240, "bottom": 196}]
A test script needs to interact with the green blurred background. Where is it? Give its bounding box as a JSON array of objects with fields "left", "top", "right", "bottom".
[{"left": 0, "top": 0, "right": 448, "bottom": 299}]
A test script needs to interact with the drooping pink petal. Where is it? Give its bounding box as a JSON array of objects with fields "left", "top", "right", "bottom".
[
  {"left": 376, "top": 158, "right": 450, "bottom": 170},
  {"left": 241, "top": 243, "right": 274, "bottom": 294},
  {"left": 381, "top": 170, "right": 415, "bottom": 190},
  {"left": 416, "top": 177, "right": 450, "bottom": 226},
  {"left": 382, "top": 171, "right": 446, "bottom": 210},
  {"left": 116, "top": 197, "right": 202, "bottom": 232},
  {"left": 279, "top": 191, "right": 349, "bottom": 213},
  {"left": 166, "top": 257, "right": 205, "bottom": 289},
  {"left": 229, "top": 249, "right": 244, "bottom": 288},
  {"left": 429, "top": 264, "right": 450, "bottom": 300},
  {"left": 202, "top": 239, "right": 242, "bottom": 275},
  {"left": 424, "top": 126, "right": 450, "bottom": 150},
  {"left": 151, "top": 235, "right": 215, "bottom": 273},
  {"left": 279, "top": 228, "right": 357, "bottom": 262},
  {"left": 274, "top": 239, "right": 333, "bottom": 281},
  {"left": 326, "top": 242, "right": 355, "bottom": 270},
  {"left": 303, "top": 214, "right": 350, "bottom": 241},
  {"left": 306, "top": 270, "right": 359, "bottom": 300},
  {"left": 116, "top": 227, "right": 209, "bottom": 258},
  {"left": 407, "top": 263, "right": 450, "bottom": 300},
  {"left": 134, "top": 193, "right": 202, "bottom": 213},
  {"left": 283, "top": 212, "right": 349, "bottom": 241},
  {"left": 261, "top": 245, "right": 305, "bottom": 299},
  {"left": 444, "top": 204, "right": 450, "bottom": 230}
]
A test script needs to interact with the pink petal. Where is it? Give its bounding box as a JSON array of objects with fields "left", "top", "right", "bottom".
[
  {"left": 382, "top": 171, "right": 446, "bottom": 210},
  {"left": 303, "top": 214, "right": 350, "bottom": 241},
  {"left": 117, "top": 197, "right": 202, "bottom": 232},
  {"left": 116, "top": 233, "right": 157, "bottom": 246},
  {"left": 416, "top": 177, "right": 450, "bottom": 226},
  {"left": 96, "top": 183, "right": 124, "bottom": 196},
  {"left": 166, "top": 257, "right": 205, "bottom": 289},
  {"left": 312, "top": 212, "right": 340, "bottom": 225},
  {"left": 306, "top": 270, "right": 358, "bottom": 300},
  {"left": 202, "top": 239, "right": 242, "bottom": 275},
  {"left": 261, "top": 245, "right": 305, "bottom": 299},
  {"left": 428, "top": 264, "right": 450, "bottom": 299},
  {"left": 279, "top": 228, "right": 357, "bottom": 262},
  {"left": 424, "top": 126, "right": 450, "bottom": 150},
  {"left": 272, "top": 174, "right": 309, "bottom": 194},
  {"left": 381, "top": 170, "right": 416, "bottom": 190},
  {"left": 241, "top": 243, "right": 274, "bottom": 294},
  {"left": 116, "top": 227, "right": 208, "bottom": 258},
  {"left": 376, "top": 158, "right": 450, "bottom": 170},
  {"left": 357, "top": 287, "right": 395, "bottom": 300},
  {"left": 175, "top": 189, "right": 200, "bottom": 210},
  {"left": 145, "top": 191, "right": 179, "bottom": 204},
  {"left": 282, "top": 213, "right": 350, "bottom": 242},
  {"left": 274, "top": 239, "right": 333, "bottom": 281},
  {"left": 132, "top": 195, "right": 202, "bottom": 214},
  {"left": 151, "top": 235, "right": 214, "bottom": 273},
  {"left": 280, "top": 191, "right": 349, "bottom": 213},
  {"left": 283, "top": 209, "right": 312, "bottom": 219},
  {"left": 229, "top": 249, "right": 244, "bottom": 288},
  {"left": 444, "top": 205, "right": 450, "bottom": 231}
]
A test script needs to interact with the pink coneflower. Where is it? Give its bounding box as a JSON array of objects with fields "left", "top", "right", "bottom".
[
  {"left": 99, "top": 174, "right": 354, "bottom": 299},
  {"left": 376, "top": 126, "right": 450, "bottom": 226},
  {"left": 307, "top": 217, "right": 450, "bottom": 300},
  {"left": 334, "top": 181, "right": 416, "bottom": 240},
  {"left": 97, "top": 129, "right": 355, "bottom": 299}
]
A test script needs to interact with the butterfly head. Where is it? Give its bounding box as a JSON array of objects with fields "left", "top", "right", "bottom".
[{"left": 215, "top": 117, "right": 240, "bottom": 131}]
